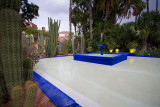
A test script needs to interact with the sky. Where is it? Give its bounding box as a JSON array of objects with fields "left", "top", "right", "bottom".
[{"left": 29, "top": 0, "right": 160, "bottom": 32}]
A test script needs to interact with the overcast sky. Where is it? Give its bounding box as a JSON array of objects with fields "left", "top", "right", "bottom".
[{"left": 29, "top": 0, "right": 160, "bottom": 32}]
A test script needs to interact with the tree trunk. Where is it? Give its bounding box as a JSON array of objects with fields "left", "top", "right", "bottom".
[
  {"left": 89, "top": 0, "right": 93, "bottom": 40},
  {"left": 135, "top": 15, "right": 138, "bottom": 23},
  {"left": 156, "top": 0, "right": 158, "bottom": 12},
  {"left": 147, "top": 0, "right": 149, "bottom": 13},
  {"left": 74, "top": 24, "right": 76, "bottom": 37},
  {"left": 141, "top": 34, "right": 148, "bottom": 51},
  {"left": 69, "top": 0, "right": 72, "bottom": 39}
]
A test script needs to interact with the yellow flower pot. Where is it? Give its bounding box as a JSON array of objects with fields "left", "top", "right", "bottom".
[
  {"left": 115, "top": 49, "right": 119, "bottom": 53},
  {"left": 109, "top": 49, "right": 113, "bottom": 53},
  {"left": 129, "top": 49, "right": 136, "bottom": 53}
]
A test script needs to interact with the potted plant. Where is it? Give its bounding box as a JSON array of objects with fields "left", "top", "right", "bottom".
[
  {"left": 107, "top": 42, "right": 116, "bottom": 53},
  {"left": 87, "top": 46, "right": 93, "bottom": 53},
  {"left": 127, "top": 41, "right": 138, "bottom": 53},
  {"left": 115, "top": 44, "right": 120, "bottom": 53}
]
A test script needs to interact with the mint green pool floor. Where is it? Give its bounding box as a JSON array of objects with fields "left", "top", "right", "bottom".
[
  {"left": 85, "top": 54, "right": 119, "bottom": 57},
  {"left": 34, "top": 56, "right": 160, "bottom": 107}
]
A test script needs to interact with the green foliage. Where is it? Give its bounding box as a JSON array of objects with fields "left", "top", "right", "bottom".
[
  {"left": 0, "top": 0, "right": 21, "bottom": 12},
  {"left": 127, "top": 41, "right": 138, "bottom": 49},
  {"left": 24, "top": 27, "right": 39, "bottom": 39},
  {"left": 67, "top": 39, "right": 72, "bottom": 54},
  {"left": 46, "top": 18, "right": 60, "bottom": 57},
  {"left": 137, "top": 11, "right": 160, "bottom": 50},
  {"left": 134, "top": 49, "right": 160, "bottom": 57},
  {"left": 21, "top": 0, "right": 39, "bottom": 22},
  {"left": 87, "top": 39, "right": 93, "bottom": 52},
  {"left": 24, "top": 81, "right": 37, "bottom": 107},
  {"left": 11, "top": 85, "right": 22, "bottom": 107},
  {"left": 0, "top": 9, "right": 23, "bottom": 93},
  {"left": 61, "top": 40, "right": 68, "bottom": 55},
  {"left": 23, "top": 58, "right": 34, "bottom": 81}
]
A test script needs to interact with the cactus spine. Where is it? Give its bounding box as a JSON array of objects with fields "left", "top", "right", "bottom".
[
  {"left": 0, "top": 9, "right": 23, "bottom": 93},
  {"left": 0, "top": 0, "right": 21, "bottom": 12},
  {"left": 22, "top": 32, "right": 34, "bottom": 58},
  {"left": 23, "top": 58, "right": 34, "bottom": 81},
  {"left": 24, "top": 81, "right": 37, "bottom": 107},
  {"left": 46, "top": 18, "right": 60, "bottom": 57},
  {"left": 11, "top": 85, "right": 22, "bottom": 107},
  {"left": 81, "top": 33, "right": 85, "bottom": 53}
]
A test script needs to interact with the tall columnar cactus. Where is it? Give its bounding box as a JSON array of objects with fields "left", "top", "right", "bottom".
[
  {"left": 0, "top": 9, "right": 23, "bottom": 93},
  {"left": 24, "top": 81, "right": 37, "bottom": 107},
  {"left": 22, "top": 32, "right": 34, "bottom": 58},
  {"left": 0, "top": 0, "right": 21, "bottom": 12},
  {"left": 23, "top": 58, "right": 34, "bottom": 81},
  {"left": 46, "top": 18, "right": 60, "bottom": 57},
  {"left": 11, "top": 85, "right": 22, "bottom": 107},
  {"left": 38, "top": 31, "right": 44, "bottom": 55},
  {"left": 81, "top": 33, "right": 85, "bottom": 54}
]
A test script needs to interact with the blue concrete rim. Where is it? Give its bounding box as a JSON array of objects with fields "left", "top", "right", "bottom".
[
  {"left": 40, "top": 55, "right": 73, "bottom": 59},
  {"left": 129, "top": 55, "right": 160, "bottom": 58},
  {"left": 33, "top": 71, "right": 81, "bottom": 107},
  {"left": 40, "top": 53, "right": 160, "bottom": 59}
]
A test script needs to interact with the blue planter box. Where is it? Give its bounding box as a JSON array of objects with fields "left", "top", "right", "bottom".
[{"left": 73, "top": 54, "right": 127, "bottom": 66}]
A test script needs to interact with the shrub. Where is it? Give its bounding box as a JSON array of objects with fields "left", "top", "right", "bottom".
[
  {"left": 134, "top": 49, "right": 160, "bottom": 57},
  {"left": 62, "top": 40, "right": 68, "bottom": 55},
  {"left": 127, "top": 42, "right": 138, "bottom": 49}
]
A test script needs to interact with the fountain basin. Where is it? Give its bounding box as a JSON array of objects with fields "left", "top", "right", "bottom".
[{"left": 73, "top": 53, "right": 127, "bottom": 65}]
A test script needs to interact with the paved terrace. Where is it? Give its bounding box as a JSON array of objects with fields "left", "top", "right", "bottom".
[{"left": 34, "top": 56, "right": 160, "bottom": 107}]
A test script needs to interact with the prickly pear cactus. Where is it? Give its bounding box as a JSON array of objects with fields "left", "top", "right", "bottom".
[{"left": 0, "top": 9, "right": 23, "bottom": 93}]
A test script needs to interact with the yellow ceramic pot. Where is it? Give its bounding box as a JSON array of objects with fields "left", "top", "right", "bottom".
[
  {"left": 109, "top": 49, "right": 113, "bottom": 53},
  {"left": 129, "top": 48, "right": 136, "bottom": 53},
  {"left": 115, "top": 49, "right": 119, "bottom": 53}
]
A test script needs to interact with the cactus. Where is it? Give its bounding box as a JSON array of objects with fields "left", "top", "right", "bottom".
[
  {"left": 0, "top": 0, "right": 21, "bottom": 12},
  {"left": 23, "top": 58, "right": 34, "bottom": 81},
  {"left": 24, "top": 81, "right": 37, "bottom": 107},
  {"left": 0, "top": 9, "right": 23, "bottom": 93},
  {"left": 38, "top": 31, "right": 44, "bottom": 55},
  {"left": 46, "top": 18, "right": 60, "bottom": 57},
  {"left": 81, "top": 33, "right": 85, "bottom": 54},
  {"left": 11, "top": 85, "right": 22, "bottom": 107},
  {"left": 22, "top": 32, "right": 34, "bottom": 58}
]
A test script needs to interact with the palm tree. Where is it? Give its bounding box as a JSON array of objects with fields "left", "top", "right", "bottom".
[
  {"left": 156, "top": 0, "right": 158, "bottom": 12},
  {"left": 146, "top": 0, "right": 149, "bottom": 12},
  {"left": 69, "top": 0, "right": 72, "bottom": 39},
  {"left": 132, "top": 0, "right": 145, "bottom": 23},
  {"left": 96, "top": 0, "right": 132, "bottom": 24},
  {"left": 89, "top": 0, "right": 93, "bottom": 40}
]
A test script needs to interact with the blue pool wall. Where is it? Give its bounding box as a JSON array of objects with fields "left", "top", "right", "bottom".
[
  {"left": 33, "top": 72, "right": 81, "bottom": 107},
  {"left": 73, "top": 53, "right": 127, "bottom": 65}
]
